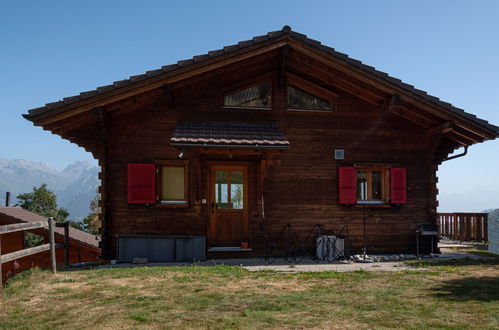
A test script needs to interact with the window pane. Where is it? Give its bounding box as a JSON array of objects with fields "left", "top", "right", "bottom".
[
  {"left": 215, "top": 171, "right": 229, "bottom": 209},
  {"left": 356, "top": 170, "right": 368, "bottom": 201},
  {"left": 372, "top": 170, "right": 382, "bottom": 200},
  {"left": 161, "top": 167, "right": 185, "bottom": 201},
  {"left": 287, "top": 85, "right": 331, "bottom": 111},
  {"left": 230, "top": 171, "right": 244, "bottom": 209},
  {"left": 224, "top": 82, "right": 271, "bottom": 108}
]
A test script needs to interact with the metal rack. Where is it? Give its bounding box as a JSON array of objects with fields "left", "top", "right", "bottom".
[{"left": 265, "top": 223, "right": 349, "bottom": 264}]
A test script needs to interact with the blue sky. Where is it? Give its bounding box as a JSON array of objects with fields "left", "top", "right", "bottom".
[{"left": 1, "top": 1, "right": 498, "bottom": 211}]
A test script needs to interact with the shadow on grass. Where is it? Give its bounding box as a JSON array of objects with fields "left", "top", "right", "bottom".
[
  {"left": 431, "top": 276, "right": 499, "bottom": 301},
  {"left": 407, "top": 254, "right": 499, "bottom": 268}
]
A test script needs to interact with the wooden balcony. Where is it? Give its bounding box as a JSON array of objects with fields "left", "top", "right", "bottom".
[{"left": 437, "top": 213, "right": 488, "bottom": 243}]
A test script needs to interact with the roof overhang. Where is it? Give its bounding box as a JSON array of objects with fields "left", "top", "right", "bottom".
[{"left": 23, "top": 26, "right": 499, "bottom": 147}]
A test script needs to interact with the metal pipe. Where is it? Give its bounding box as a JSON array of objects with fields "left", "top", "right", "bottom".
[{"left": 443, "top": 146, "right": 468, "bottom": 162}]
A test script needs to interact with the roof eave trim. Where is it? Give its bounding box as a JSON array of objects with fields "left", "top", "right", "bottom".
[
  {"left": 171, "top": 142, "right": 289, "bottom": 150},
  {"left": 25, "top": 37, "right": 290, "bottom": 125},
  {"left": 286, "top": 39, "right": 499, "bottom": 138}
]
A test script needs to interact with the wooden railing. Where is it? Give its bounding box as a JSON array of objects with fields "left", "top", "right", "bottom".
[
  {"left": 437, "top": 213, "right": 488, "bottom": 243},
  {"left": 0, "top": 217, "right": 69, "bottom": 297}
]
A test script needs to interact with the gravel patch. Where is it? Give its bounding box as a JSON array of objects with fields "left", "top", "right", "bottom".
[{"left": 96, "top": 247, "right": 487, "bottom": 272}]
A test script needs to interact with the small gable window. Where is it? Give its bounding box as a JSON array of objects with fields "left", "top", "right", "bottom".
[
  {"left": 286, "top": 73, "right": 336, "bottom": 112},
  {"left": 288, "top": 85, "right": 331, "bottom": 111},
  {"left": 224, "top": 82, "right": 271, "bottom": 109}
]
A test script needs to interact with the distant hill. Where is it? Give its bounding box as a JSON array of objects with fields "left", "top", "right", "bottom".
[{"left": 0, "top": 157, "right": 99, "bottom": 221}]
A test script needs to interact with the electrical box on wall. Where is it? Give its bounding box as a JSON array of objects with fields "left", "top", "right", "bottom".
[{"left": 334, "top": 149, "right": 344, "bottom": 160}]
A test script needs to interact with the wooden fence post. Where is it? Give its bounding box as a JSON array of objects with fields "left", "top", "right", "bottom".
[{"left": 49, "top": 217, "right": 56, "bottom": 274}]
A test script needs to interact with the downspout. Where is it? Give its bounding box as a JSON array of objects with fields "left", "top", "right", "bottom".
[{"left": 443, "top": 146, "right": 468, "bottom": 162}]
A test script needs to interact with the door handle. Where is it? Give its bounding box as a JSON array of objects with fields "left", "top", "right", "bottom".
[{"left": 211, "top": 202, "right": 215, "bottom": 213}]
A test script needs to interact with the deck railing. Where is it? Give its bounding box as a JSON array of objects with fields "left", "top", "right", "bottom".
[{"left": 437, "top": 213, "right": 488, "bottom": 243}]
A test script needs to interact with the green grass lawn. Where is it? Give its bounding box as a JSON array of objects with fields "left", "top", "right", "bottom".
[{"left": 1, "top": 255, "right": 498, "bottom": 329}]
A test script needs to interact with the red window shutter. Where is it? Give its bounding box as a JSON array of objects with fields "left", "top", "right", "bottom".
[
  {"left": 390, "top": 168, "right": 407, "bottom": 204},
  {"left": 128, "top": 163, "right": 156, "bottom": 204},
  {"left": 338, "top": 167, "right": 356, "bottom": 204}
]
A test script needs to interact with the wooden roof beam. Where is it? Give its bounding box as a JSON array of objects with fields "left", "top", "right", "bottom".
[
  {"left": 287, "top": 58, "right": 383, "bottom": 105},
  {"left": 451, "top": 128, "right": 483, "bottom": 144},
  {"left": 446, "top": 131, "right": 476, "bottom": 146},
  {"left": 455, "top": 123, "right": 494, "bottom": 140},
  {"left": 278, "top": 45, "right": 289, "bottom": 90},
  {"left": 427, "top": 121, "right": 456, "bottom": 136},
  {"left": 385, "top": 95, "right": 437, "bottom": 128}
]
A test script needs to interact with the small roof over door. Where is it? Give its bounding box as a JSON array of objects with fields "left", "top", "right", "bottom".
[{"left": 170, "top": 121, "right": 289, "bottom": 149}]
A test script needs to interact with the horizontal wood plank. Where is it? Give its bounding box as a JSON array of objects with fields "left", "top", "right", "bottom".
[
  {"left": 0, "top": 244, "right": 50, "bottom": 264},
  {"left": 0, "top": 220, "right": 47, "bottom": 234}
]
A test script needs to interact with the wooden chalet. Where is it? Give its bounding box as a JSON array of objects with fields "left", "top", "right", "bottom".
[
  {"left": 0, "top": 207, "right": 100, "bottom": 280},
  {"left": 23, "top": 26, "right": 499, "bottom": 260}
]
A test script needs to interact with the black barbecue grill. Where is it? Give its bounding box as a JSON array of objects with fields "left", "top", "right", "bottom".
[{"left": 416, "top": 224, "right": 438, "bottom": 256}]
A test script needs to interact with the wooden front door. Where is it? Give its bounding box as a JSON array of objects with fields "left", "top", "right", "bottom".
[{"left": 209, "top": 165, "right": 249, "bottom": 246}]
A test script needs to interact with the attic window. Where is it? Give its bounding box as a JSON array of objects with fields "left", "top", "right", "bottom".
[
  {"left": 224, "top": 82, "right": 271, "bottom": 109},
  {"left": 286, "top": 73, "right": 336, "bottom": 112}
]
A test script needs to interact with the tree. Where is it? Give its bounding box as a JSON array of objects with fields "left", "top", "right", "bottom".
[
  {"left": 17, "top": 184, "right": 69, "bottom": 222},
  {"left": 17, "top": 184, "right": 72, "bottom": 247},
  {"left": 82, "top": 194, "right": 100, "bottom": 236}
]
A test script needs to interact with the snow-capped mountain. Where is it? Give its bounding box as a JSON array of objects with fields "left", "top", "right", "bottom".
[{"left": 0, "top": 158, "right": 99, "bottom": 220}]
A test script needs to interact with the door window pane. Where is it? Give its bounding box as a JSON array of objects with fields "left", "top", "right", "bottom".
[
  {"left": 230, "top": 171, "right": 244, "bottom": 209},
  {"left": 215, "top": 171, "right": 229, "bottom": 209},
  {"left": 161, "top": 166, "right": 185, "bottom": 201}
]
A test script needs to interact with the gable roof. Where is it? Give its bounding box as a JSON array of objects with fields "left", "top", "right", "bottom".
[
  {"left": 0, "top": 207, "right": 100, "bottom": 250},
  {"left": 23, "top": 26, "right": 499, "bottom": 139}
]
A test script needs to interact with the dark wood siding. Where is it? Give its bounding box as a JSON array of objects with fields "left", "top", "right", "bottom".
[{"left": 68, "top": 51, "right": 438, "bottom": 257}]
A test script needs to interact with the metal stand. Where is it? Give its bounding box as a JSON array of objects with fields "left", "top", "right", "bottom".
[
  {"left": 416, "top": 224, "right": 438, "bottom": 257},
  {"left": 265, "top": 223, "right": 349, "bottom": 264}
]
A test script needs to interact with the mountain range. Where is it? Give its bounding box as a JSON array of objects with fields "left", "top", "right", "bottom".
[{"left": 0, "top": 157, "right": 99, "bottom": 220}]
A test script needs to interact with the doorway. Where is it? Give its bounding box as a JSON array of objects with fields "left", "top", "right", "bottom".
[{"left": 208, "top": 165, "right": 249, "bottom": 246}]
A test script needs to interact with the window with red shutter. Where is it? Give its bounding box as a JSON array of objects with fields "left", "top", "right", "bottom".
[
  {"left": 338, "top": 167, "right": 356, "bottom": 204},
  {"left": 127, "top": 163, "right": 156, "bottom": 204},
  {"left": 390, "top": 168, "right": 407, "bottom": 204}
]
